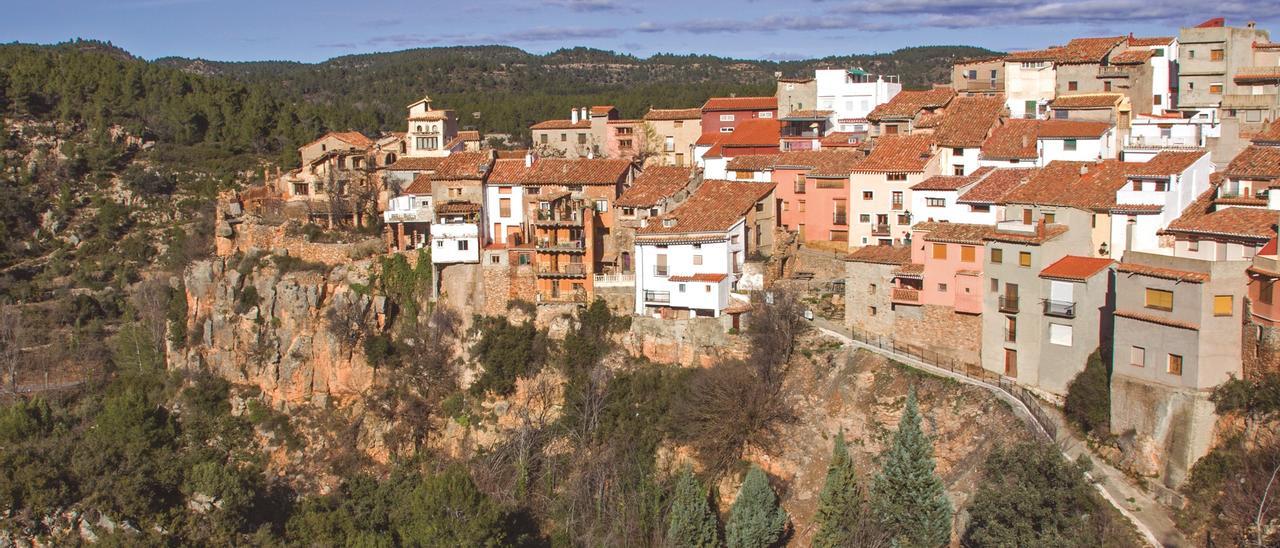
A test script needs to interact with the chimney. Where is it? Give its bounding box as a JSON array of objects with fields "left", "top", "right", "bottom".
[
  {"left": 581, "top": 106, "right": 589, "bottom": 120},
  {"left": 524, "top": 151, "right": 534, "bottom": 167},
  {"left": 1037, "top": 217, "right": 1046, "bottom": 238},
  {"left": 1020, "top": 135, "right": 1029, "bottom": 149},
  {"left": 571, "top": 108, "right": 579, "bottom": 124},
  {"left": 1080, "top": 164, "right": 1089, "bottom": 176}
]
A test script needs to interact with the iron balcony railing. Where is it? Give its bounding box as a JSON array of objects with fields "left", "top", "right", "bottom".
[
  {"left": 872, "top": 224, "right": 891, "bottom": 236},
  {"left": 644, "top": 290, "right": 671, "bottom": 304},
  {"left": 999, "top": 296, "right": 1019, "bottom": 313},
  {"left": 1042, "top": 299, "right": 1076, "bottom": 318}
]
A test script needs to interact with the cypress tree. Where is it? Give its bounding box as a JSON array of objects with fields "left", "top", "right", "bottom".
[
  {"left": 666, "top": 466, "right": 720, "bottom": 548},
  {"left": 812, "top": 431, "right": 870, "bottom": 548},
  {"left": 725, "top": 465, "right": 788, "bottom": 548},
  {"left": 871, "top": 388, "right": 952, "bottom": 548}
]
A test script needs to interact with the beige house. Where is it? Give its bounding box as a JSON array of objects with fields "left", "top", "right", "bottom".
[
  {"left": 951, "top": 57, "right": 1005, "bottom": 95},
  {"left": 641, "top": 108, "right": 702, "bottom": 167},
  {"left": 405, "top": 95, "right": 459, "bottom": 158},
  {"left": 531, "top": 106, "right": 620, "bottom": 159},
  {"left": 848, "top": 134, "right": 941, "bottom": 247},
  {"left": 775, "top": 77, "right": 818, "bottom": 117}
]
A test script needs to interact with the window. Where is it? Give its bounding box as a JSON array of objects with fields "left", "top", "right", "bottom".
[
  {"left": 954, "top": 165, "right": 965, "bottom": 176},
  {"left": 1214, "top": 295, "right": 1233, "bottom": 316},
  {"left": 798, "top": 200, "right": 806, "bottom": 213},
  {"left": 831, "top": 230, "right": 848, "bottom": 242},
  {"left": 1049, "top": 323, "right": 1073, "bottom": 346},
  {"left": 720, "top": 114, "right": 735, "bottom": 122},
  {"left": 991, "top": 278, "right": 999, "bottom": 292},
  {"left": 499, "top": 198, "right": 511, "bottom": 217},
  {"left": 833, "top": 199, "right": 847, "bottom": 225},
  {"left": 1103, "top": 81, "right": 1112, "bottom": 92},
  {"left": 1043, "top": 212, "right": 1055, "bottom": 224},
  {"left": 793, "top": 176, "right": 806, "bottom": 194},
  {"left": 527, "top": 187, "right": 540, "bottom": 195},
  {"left": 693, "top": 254, "right": 703, "bottom": 266},
  {"left": 622, "top": 207, "right": 635, "bottom": 216},
  {"left": 1210, "top": 49, "right": 1224, "bottom": 61},
  {"left": 1153, "top": 94, "right": 1162, "bottom": 106},
  {"left": 991, "top": 248, "right": 1003, "bottom": 264},
  {"left": 859, "top": 214, "right": 871, "bottom": 223},
  {"left": 293, "top": 182, "right": 309, "bottom": 196},
  {"left": 892, "top": 191, "right": 904, "bottom": 208},
  {"left": 705, "top": 285, "right": 712, "bottom": 293},
  {"left": 1055, "top": 110, "right": 1069, "bottom": 119},
  {"left": 887, "top": 173, "right": 908, "bottom": 182},
  {"left": 863, "top": 191, "right": 874, "bottom": 200},
  {"left": 1022, "top": 209, "right": 1033, "bottom": 224},
  {"left": 719, "top": 127, "right": 734, "bottom": 133},
  {"left": 1155, "top": 181, "right": 1167, "bottom": 192},
  {"left": 869, "top": 283, "right": 877, "bottom": 294},
  {"left": 1188, "top": 49, "right": 1195, "bottom": 59},
  {"left": 1068, "top": 81, "right": 1079, "bottom": 91},
  {"left": 816, "top": 179, "right": 844, "bottom": 189},
  {"left": 759, "top": 111, "right": 773, "bottom": 119},
  {"left": 1262, "top": 279, "right": 1275, "bottom": 305},
  {"left": 1064, "top": 139, "right": 1078, "bottom": 151},
  {"left": 595, "top": 199, "right": 608, "bottom": 212},
  {"left": 578, "top": 133, "right": 587, "bottom": 144},
  {"left": 928, "top": 243, "right": 945, "bottom": 260},
  {"left": 678, "top": 284, "right": 686, "bottom": 293},
  {"left": 1018, "top": 251, "right": 1031, "bottom": 267},
  {"left": 885, "top": 124, "right": 899, "bottom": 134},
  {"left": 448, "top": 187, "right": 463, "bottom": 198},
  {"left": 674, "top": 120, "right": 683, "bottom": 128},
  {"left": 518, "top": 253, "right": 531, "bottom": 265},
  {"left": 490, "top": 255, "right": 501, "bottom": 265},
  {"left": 961, "top": 245, "right": 976, "bottom": 262},
  {"left": 937, "top": 283, "right": 948, "bottom": 292},
  {"left": 1153, "top": 48, "right": 1164, "bottom": 57},
  {"left": 655, "top": 254, "right": 667, "bottom": 276},
  {"left": 560, "top": 133, "right": 567, "bottom": 142},
  {"left": 735, "top": 170, "right": 753, "bottom": 180},
  {"left": 1167, "top": 354, "right": 1183, "bottom": 375},
  {"left": 1209, "top": 83, "right": 1224, "bottom": 94},
  {"left": 1130, "top": 346, "right": 1146, "bottom": 366},
  {"left": 457, "top": 240, "right": 469, "bottom": 251},
  {"left": 540, "top": 134, "right": 548, "bottom": 144},
  {"left": 926, "top": 197, "right": 945, "bottom": 207},
  {"left": 616, "top": 126, "right": 633, "bottom": 136},
  {"left": 731, "top": 234, "right": 740, "bottom": 245},
  {"left": 618, "top": 139, "right": 633, "bottom": 150},
  {"left": 664, "top": 136, "right": 675, "bottom": 152},
  {"left": 869, "top": 306, "right": 877, "bottom": 316},
  {"left": 1145, "top": 288, "right": 1174, "bottom": 311},
  {"left": 755, "top": 202, "right": 764, "bottom": 212},
  {"left": 1005, "top": 316, "right": 1017, "bottom": 342}
]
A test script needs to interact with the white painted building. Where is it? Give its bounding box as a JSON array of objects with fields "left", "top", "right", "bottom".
[
  {"left": 814, "top": 69, "right": 902, "bottom": 132},
  {"left": 404, "top": 95, "right": 459, "bottom": 158},
  {"left": 1124, "top": 115, "right": 1208, "bottom": 162},
  {"left": 483, "top": 184, "right": 525, "bottom": 245},
  {"left": 431, "top": 210, "right": 481, "bottom": 264},
  {"left": 1039, "top": 128, "right": 1115, "bottom": 162},
  {"left": 1003, "top": 60, "right": 1056, "bottom": 119},
  {"left": 1109, "top": 151, "right": 1213, "bottom": 258},
  {"left": 909, "top": 168, "right": 1039, "bottom": 225}
]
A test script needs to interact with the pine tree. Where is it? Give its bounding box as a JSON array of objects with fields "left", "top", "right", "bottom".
[
  {"left": 871, "top": 388, "right": 952, "bottom": 548},
  {"left": 725, "top": 465, "right": 788, "bottom": 548},
  {"left": 666, "top": 466, "right": 720, "bottom": 548},
  {"left": 812, "top": 431, "right": 876, "bottom": 548}
]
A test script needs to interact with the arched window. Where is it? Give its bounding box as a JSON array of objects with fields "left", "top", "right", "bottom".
[{"left": 385, "top": 153, "right": 396, "bottom": 165}]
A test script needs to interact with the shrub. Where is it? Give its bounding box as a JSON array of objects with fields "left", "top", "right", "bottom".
[
  {"left": 1064, "top": 348, "right": 1109, "bottom": 435},
  {"left": 469, "top": 317, "right": 546, "bottom": 397},
  {"left": 363, "top": 334, "right": 395, "bottom": 367},
  {"left": 235, "top": 285, "right": 260, "bottom": 315}
]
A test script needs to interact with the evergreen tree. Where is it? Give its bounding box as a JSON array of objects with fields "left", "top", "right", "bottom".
[
  {"left": 666, "top": 466, "right": 720, "bottom": 548},
  {"left": 725, "top": 465, "right": 788, "bottom": 548},
  {"left": 812, "top": 431, "right": 879, "bottom": 548},
  {"left": 871, "top": 388, "right": 952, "bottom": 548}
]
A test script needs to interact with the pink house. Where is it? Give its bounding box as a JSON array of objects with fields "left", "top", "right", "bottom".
[
  {"left": 771, "top": 151, "right": 862, "bottom": 244},
  {"left": 899, "top": 222, "right": 990, "bottom": 314},
  {"left": 700, "top": 96, "right": 779, "bottom": 135},
  {"left": 605, "top": 119, "right": 644, "bottom": 160}
]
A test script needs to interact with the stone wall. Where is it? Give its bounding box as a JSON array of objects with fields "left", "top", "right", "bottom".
[
  {"left": 480, "top": 263, "right": 512, "bottom": 317},
  {"left": 219, "top": 218, "right": 383, "bottom": 266},
  {"left": 1243, "top": 316, "right": 1280, "bottom": 379},
  {"left": 844, "top": 262, "right": 897, "bottom": 337},
  {"left": 620, "top": 316, "right": 746, "bottom": 367},
  {"left": 1110, "top": 375, "right": 1220, "bottom": 487},
  {"left": 595, "top": 285, "right": 634, "bottom": 316},
  {"left": 893, "top": 305, "right": 982, "bottom": 367}
]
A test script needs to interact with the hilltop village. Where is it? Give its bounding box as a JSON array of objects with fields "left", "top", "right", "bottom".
[{"left": 212, "top": 17, "right": 1280, "bottom": 502}]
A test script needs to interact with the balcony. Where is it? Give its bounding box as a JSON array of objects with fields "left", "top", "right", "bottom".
[
  {"left": 383, "top": 208, "right": 431, "bottom": 223},
  {"left": 892, "top": 287, "right": 920, "bottom": 304},
  {"left": 995, "top": 220, "right": 1037, "bottom": 234},
  {"left": 534, "top": 208, "right": 584, "bottom": 226},
  {"left": 1124, "top": 135, "right": 1200, "bottom": 149},
  {"left": 833, "top": 214, "right": 848, "bottom": 226},
  {"left": 781, "top": 129, "right": 822, "bottom": 138},
  {"left": 535, "top": 238, "right": 586, "bottom": 252},
  {"left": 644, "top": 290, "right": 671, "bottom": 304},
  {"left": 963, "top": 79, "right": 1003, "bottom": 92},
  {"left": 1042, "top": 299, "right": 1076, "bottom": 318},
  {"left": 593, "top": 273, "right": 635, "bottom": 287},
  {"left": 999, "top": 295, "right": 1019, "bottom": 313},
  {"left": 871, "top": 224, "right": 891, "bottom": 237},
  {"left": 537, "top": 263, "right": 587, "bottom": 278},
  {"left": 1097, "top": 65, "right": 1131, "bottom": 79},
  {"left": 891, "top": 202, "right": 903, "bottom": 211}
]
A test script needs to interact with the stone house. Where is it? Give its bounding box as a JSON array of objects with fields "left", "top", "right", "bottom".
[
  {"left": 641, "top": 108, "right": 703, "bottom": 167},
  {"left": 865, "top": 87, "right": 956, "bottom": 138}
]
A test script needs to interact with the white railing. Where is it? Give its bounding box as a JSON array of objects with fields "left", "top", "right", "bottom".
[
  {"left": 593, "top": 273, "right": 635, "bottom": 287},
  {"left": 1125, "top": 135, "right": 1199, "bottom": 148},
  {"left": 996, "top": 220, "right": 1037, "bottom": 234}
]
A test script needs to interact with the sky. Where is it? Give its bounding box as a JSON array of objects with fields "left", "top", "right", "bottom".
[{"left": 5, "top": 0, "right": 1280, "bottom": 63}]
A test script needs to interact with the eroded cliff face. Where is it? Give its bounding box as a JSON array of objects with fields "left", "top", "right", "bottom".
[{"left": 170, "top": 255, "right": 382, "bottom": 410}]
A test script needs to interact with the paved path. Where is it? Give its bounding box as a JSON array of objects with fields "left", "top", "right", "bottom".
[{"left": 809, "top": 317, "right": 1186, "bottom": 547}]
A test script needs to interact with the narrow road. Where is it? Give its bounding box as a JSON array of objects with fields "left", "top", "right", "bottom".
[{"left": 809, "top": 317, "right": 1186, "bottom": 547}]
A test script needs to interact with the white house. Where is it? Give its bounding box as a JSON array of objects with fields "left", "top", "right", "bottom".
[
  {"left": 814, "top": 69, "right": 902, "bottom": 133},
  {"left": 1109, "top": 150, "right": 1213, "bottom": 257},
  {"left": 404, "top": 95, "right": 458, "bottom": 158},
  {"left": 1124, "top": 114, "right": 1208, "bottom": 162},
  {"left": 1003, "top": 57, "right": 1057, "bottom": 119},
  {"left": 431, "top": 203, "right": 482, "bottom": 264},
  {"left": 910, "top": 167, "right": 1038, "bottom": 225},
  {"left": 633, "top": 180, "right": 776, "bottom": 318},
  {"left": 979, "top": 119, "right": 1116, "bottom": 169}
]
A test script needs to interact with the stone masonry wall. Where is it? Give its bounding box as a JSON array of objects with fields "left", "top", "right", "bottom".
[
  {"left": 893, "top": 305, "right": 982, "bottom": 368},
  {"left": 844, "top": 262, "right": 896, "bottom": 338},
  {"left": 621, "top": 316, "right": 746, "bottom": 367},
  {"left": 219, "top": 219, "right": 383, "bottom": 266},
  {"left": 1110, "top": 375, "right": 1220, "bottom": 488}
]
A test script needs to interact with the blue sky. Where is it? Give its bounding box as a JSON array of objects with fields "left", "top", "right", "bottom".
[{"left": 5, "top": 0, "right": 1280, "bottom": 63}]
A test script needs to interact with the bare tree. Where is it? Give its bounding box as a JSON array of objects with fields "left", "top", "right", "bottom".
[{"left": 0, "top": 306, "right": 24, "bottom": 390}]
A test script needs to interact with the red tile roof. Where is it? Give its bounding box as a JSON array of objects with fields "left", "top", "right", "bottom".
[
  {"left": 1111, "top": 49, "right": 1155, "bottom": 64},
  {"left": 701, "top": 96, "right": 778, "bottom": 112},
  {"left": 1036, "top": 120, "right": 1113, "bottom": 138},
  {"left": 933, "top": 95, "right": 1006, "bottom": 147},
  {"left": 636, "top": 179, "right": 775, "bottom": 236},
  {"left": 643, "top": 107, "right": 702, "bottom": 121},
  {"left": 1126, "top": 150, "right": 1206, "bottom": 178},
  {"left": 496, "top": 149, "right": 530, "bottom": 159},
  {"left": 1049, "top": 93, "right": 1125, "bottom": 109},
  {"left": 981, "top": 119, "right": 1040, "bottom": 160},
  {"left": 1001, "top": 160, "right": 1133, "bottom": 210},
  {"left": 846, "top": 245, "right": 911, "bottom": 265},
  {"left": 1256, "top": 41, "right": 1280, "bottom": 51},
  {"left": 1253, "top": 119, "right": 1280, "bottom": 145},
  {"left": 726, "top": 154, "right": 780, "bottom": 172},
  {"left": 456, "top": 130, "right": 481, "bottom": 141},
  {"left": 1040, "top": 255, "right": 1113, "bottom": 281},
  {"left": 914, "top": 222, "right": 991, "bottom": 245},
  {"left": 1225, "top": 145, "right": 1280, "bottom": 180},
  {"left": 590, "top": 106, "right": 616, "bottom": 116},
  {"left": 958, "top": 168, "right": 1039, "bottom": 204},
  {"left": 530, "top": 119, "right": 591, "bottom": 130},
  {"left": 434, "top": 151, "right": 494, "bottom": 180},
  {"left": 774, "top": 150, "right": 862, "bottom": 177},
  {"left": 404, "top": 173, "right": 432, "bottom": 195},
  {"left": 487, "top": 158, "right": 632, "bottom": 186},
  {"left": 1115, "top": 262, "right": 1209, "bottom": 283},
  {"left": 304, "top": 131, "right": 373, "bottom": 150},
  {"left": 854, "top": 134, "right": 936, "bottom": 173},
  {"left": 984, "top": 224, "right": 1069, "bottom": 245},
  {"left": 717, "top": 119, "right": 782, "bottom": 148},
  {"left": 669, "top": 273, "right": 728, "bottom": 283},
  {"left": 616, "top": 166, "right": 695, "bottom": 207},
  {"left": 387, "top": 156, "right": 445, "bottom": 171},
  {"left": 1130, "top": 36, "right": 1174, "bottom": 47},
  {"left": 1058, "top": 36, "right": 1127, "bottom": 64},
  {"left": 867, "top": 88, "right": 956, "bottom": 121},
  {"left": 1235, "top": 67, "right": 1280, "bottom": 85},
  {"left": 1114, "top": 310, "right": 1199, "bottom": 331},
  {"left": 436, "top": 201, "right": 481, "bottom": 215},
  {"left": 820, "top": 132, "right": 863, "bottom": 148},
  {"left": 1164, "top": 184, "right": 1277, "bottom": 241},
  {"left": 911, "top": 166, "right": 995, "bottom": 191}
]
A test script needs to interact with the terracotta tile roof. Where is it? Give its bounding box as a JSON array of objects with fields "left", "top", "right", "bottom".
[
  {"left": 669, "top": 273, "right": 728, "bottom": 283},
  {"left": 1116, "top": 262, "right": 1209, "bottom": 283},
  {"left": 606, "top": 119, "right": 642, "bottom": 125},
  {"left": 773, "top": 150, "right": 862, "bottom": 177},
  {"left": 408, "top": 111, "right": 450, "bottom": 121},
  {"left": 820, "top": 132, "right": 863, "bottom": 148},
  {"left": 853, "top": 134, "right": 936, "bottom": 173},
  {"left": 726, "top": 154, "right": 780, "bottom": 172},
  {"left": 1130, "top": 36, "right": 1174, "bottom": 47},
  {"left": 719, "top": 119, "right": 782, "bottom": 148},
  {"left": 1111, "top": 49, "right": 1154, "bottom": 64},
  {"left": 984, "top": 224, "right": 1069, "bottom": 245},
  {"left": 1225, "top": 145, "right": 1280, "bottom": 180},
  {"left": 911, "top": 166, "right": 995, "bottom": 191},
  {"left": 386, "top": 156, "right": 445, "bottom": 171},
  {"left": 637, "top": 179, "right": 775, "bottom": 237},
  {"left": 1166, "top": 203, "right": 1277, "bottom": 240},
  {"left": 914, "top": 222, "right": 991, "bottom": 245},
  {"left": 457, "top": 130, "right": 481, "bottom": 141},
  {"left": 1127, "top": 150, "right": 1207, "bottom": 178},
  {"left": 1004, "top": 47, "right": 1063, "bottom": 63},
  {"left": 846, "top": 245, "right": 911, "bottom": 265},
  {"left": 867, "top": 88, "right": 956, "bottom": 121},
  {"left": 436, "top": 201, "right": 481, "bottom": 215},
  {"left": 643, "top": 107, "right": 702, "bottom": 121},
  {"left": 1049, "top": 93, "right": 1124, "bottom": 109},
  {"left": 616, "top": 166, "right": 695, "bottom": 207},
  {"left": 1001, "top": 160, "right": 1133, "bottom": 210},
  {"left": 1056, "top": 36, "right": 1126, "bottom": 64},
  {"left": 913, "top": 111, "right": 945, "bottom": 129},
  {"left": 1114, "top": 309, "right": 1199, "bottom": 331},
  {"left": 956, "top": 56, "right": 1005, "bottom": 65},
  {"left": 1235, "top": 67, "right": 1280, "bottom": 84},
  {"left": 894, "top": 263, "right": 925, "bottom": 277},
  {"left": 1215, "top": 196, "right": 1269, "bottom": 207},
  {"left": 404, "top": 173, "right": 432, "bottom": 195},
  {"left": 701, "top": 96, "right": 778, "bottom": 112},
  {"left": 496, "top": 149, "right": 530, "bottom": 159},
  {"left": 1256, "top": 41, "right": 1280, "bottom": 51},
  {"left": 934, "top": 95, "right": 1006, "bottom": 147},
  {"left": 590, "top": 106, "right": 616, "bottom": 116},
  {"left": 1036, "top": 120, "right": 1113, "bottom": 138},
  {"left": 781, "top": 109, "right": 835, "bottom": 120},
  {"left": 981, "top": 119, "right": 1040, "bottom": 160},
  {"left": 1110, "top": 203, "right": 1165, "bottom": 214},
  {"left": 487, "top": 158, "right": 632, "bottom": 186},
  {"left": 1253, "top": 119, "right": 1280, "bottom": 145},
  {"left": 303, "top": 131, "right": 373, "bottom": 150},
  {"left": 958, "top": 168, "right": 1039, "bottom": 204},
  {"left": 1040, "top": 255, "right": 1113, "bottom": 281},
  {"left": 530, "top": 119, "right": 591, "bottom": 130},
  {"left": 434, "top": 151, "right": 494, "bottom": 180}
]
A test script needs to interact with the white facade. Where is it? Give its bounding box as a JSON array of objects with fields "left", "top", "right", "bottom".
[
  {"left": 1108, "top": 152, "right": 1213, "bottom": 257},
  {"left": 633, "top": 221, "right": 747, "bottom": 317},
  {"left": 405, "top": 97, "right": 455, "bottom": 158},
  {"left": 702, "top": 155, "right": 729, "bottom": 180},
  {"left": 939, "top": 147, "right": 982, "bottom": 176},
  {"left": 815, "top": 69, "right": 902, "bottom": 129},
  {"left": 1004, "top": 61, "right": 1056, "bottom": 119},
  {"left": 1148, "top": 41, "right": 1179, "bottom": 116},
  {"left": 910, "top": 188, "right": 1001, "bottom": 225},
  {"left": 1039, "top": 131, "right": 1114, "bottom": 162},
  {"left": 1124, "top": 116, "right": 1206, "bottom": 161},
  {"left": 483, "top": 185, "right": 525, "bottom": 244},
  {"left": 383, "top": 194, "right": 433, "bottom": 224},
  {"left": 430, "top": 220, "right": 480, "bottom": 264}
]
